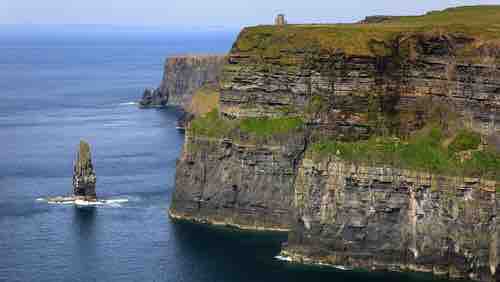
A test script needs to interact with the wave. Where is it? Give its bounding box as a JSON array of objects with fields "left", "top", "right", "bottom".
[
  {"left": 105, "top": 198, "right": 129, "bottom": 204},
  {"left": 274, "top": 255, "right": 353, "bottom": 270},
  {"left": 102, "top": 119, "right": 133, "bottom": 127},
  {"left": 119, "top": 101, "right": 138, "bottom": 106},
  {"left": 39, "top": 197, "right": 130, "bottom": 208},
  {"left": 274, "top": 255, "right": 292, "bottom": 262},
  {"left": 75, "top": 199, "right": 105, "bottom": 206},
  {"left": 104, "top": 198, "right": 129, "bottom": 207}
]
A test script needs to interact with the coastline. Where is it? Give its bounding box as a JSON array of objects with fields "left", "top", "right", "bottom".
[{"left": 168, "top": 209, "right": 291, "bottom": 233}]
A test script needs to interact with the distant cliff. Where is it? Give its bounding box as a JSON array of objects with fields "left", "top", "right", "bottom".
[
  {"left": 169, "top": 6, "right": 500, "bottom": 281},
  {"left": 140, "top": 55, "right": 226, "bottom": 108}
]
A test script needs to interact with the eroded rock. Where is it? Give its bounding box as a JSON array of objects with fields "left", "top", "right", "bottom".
[
  {"left": 73, "top": 140, "right": 97, "bottom": 201},
  {"left": 139, "top": 87, "right": 166, "bottom": 107},
  {"left": 139, "top": 55, "right": 226, "bottom": 108}
]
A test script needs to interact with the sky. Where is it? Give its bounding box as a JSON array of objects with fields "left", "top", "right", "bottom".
[{"left": 1, "top": 0, "right": 500, "bottom": 28}]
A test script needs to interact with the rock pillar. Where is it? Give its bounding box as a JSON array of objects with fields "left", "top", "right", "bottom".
[{"left": 72, "top": 140, "right": 97, "bottom": 201}]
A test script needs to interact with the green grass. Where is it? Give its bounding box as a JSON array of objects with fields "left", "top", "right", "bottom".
[
  {"left": 463, "top": 150, "right": 500, "bottom": 180},
  {"left": 188, "top": 109, "right": 304, "bottom": 140},
  {"left": 233, "top": 6, "right": 500, "bottom": 58},
  {"left": 240, "top": 117, "right": 304, "bottom": 137},
  {"left": 448, "top": 130, "right": 481, "bottom": 154},
  {"left": 309, "top": 126, "right": 499, "bottom": 180},
  {"left": 188, "top": 109, "right": 234, "bottom": 138}
]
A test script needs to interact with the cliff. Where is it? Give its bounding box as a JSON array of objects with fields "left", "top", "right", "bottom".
[
  {"left": 170, "top": 6, "right": 500, "bottom": 281},
  {"left": 170, "top": 136, "right": 297, "bottom": 231},
  {"left": 284, "top": 157, "right": 498, "bottom": 281},
  {"left": 140, "top": 55, "right": 226, "bottom": 108}
]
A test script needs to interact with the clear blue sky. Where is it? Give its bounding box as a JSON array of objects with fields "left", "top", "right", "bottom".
[{"left": 1, "top": 0, "right": 500, "bottom": 27}]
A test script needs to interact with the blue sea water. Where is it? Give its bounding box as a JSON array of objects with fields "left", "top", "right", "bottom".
[{"left": 0, "top": 26, "right": 445, "bottom": 282}]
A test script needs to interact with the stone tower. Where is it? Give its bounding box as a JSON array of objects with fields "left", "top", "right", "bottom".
[
  {"left": 72, "top": 140, "right": 97, "bottom": 201},
  {"left": 275, "top": 14, "right": 286, "bottom": 25}
]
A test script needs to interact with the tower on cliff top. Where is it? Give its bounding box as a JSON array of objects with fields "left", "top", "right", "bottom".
[{"left": 275, "top": 14, "right": 287, "bottom": 25}]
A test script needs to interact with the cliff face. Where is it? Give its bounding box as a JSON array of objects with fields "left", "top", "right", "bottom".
[
  {"left": 220, "top": 32, "right": 499, "bottom": 137},
  {"left": 170, "top": 6, "right": 500, "bottom": 281},
  {"left": 170, "top": 133, "right": 305, "bottom": 231},
  {"left": 284, "top": 157, "right": 498, "bottom": 281},
  {"left": 140, "top": 55, "right": 226, "bottom": 108}
]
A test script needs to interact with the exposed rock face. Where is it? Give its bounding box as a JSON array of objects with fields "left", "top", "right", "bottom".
[
  {"left": 73, "top": 140, "right": 97, "bottom": 201},
  {"left": 140, "top": 55, "right": 227, "bottom": 108},
  {"left": 161, "top": 55, "right": 227, "bottom": 106},
  {"left": 170, "top": 134, "right": 305, "bottom": 231},
  {"left": 175, "top": 112, "right": 194, "bottom": 130},
  {"left": 282, "top": 157, "right": 499, "bottom": 281},
  {"left": 170, "top": 14, "right": 500, "bottom": 281},
  {"left": 139, "top": 88, "right": 166, "bottom": 107},
  {"left": 220, "top": 34, "right": 499, "bottom": 137}
]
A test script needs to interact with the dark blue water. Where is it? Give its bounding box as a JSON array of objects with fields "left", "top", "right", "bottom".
[{"left": 0, "top": 27, "right": 445, "bottom": 282}]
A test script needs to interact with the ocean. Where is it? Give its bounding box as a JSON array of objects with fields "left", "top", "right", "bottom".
[{"left": 0, "top": 26, "right": 445, "bottom": 282}]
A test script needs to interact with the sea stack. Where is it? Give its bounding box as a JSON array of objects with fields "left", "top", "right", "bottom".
[{"left": 72, "top": 140, "right": 97, "bottom": 201}]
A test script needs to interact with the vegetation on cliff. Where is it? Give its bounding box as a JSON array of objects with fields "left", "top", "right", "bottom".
[
  {"left": 188, "top": 109, "right": 304, "bottom": 141},
  {"left": 233, "top": 6, "right": 500, "bottom": 59},
  {"left": 187, "top": 84, "right": 220, "bottom": 116},
  {"left": 309, "top": 125, "right": 499, "bottom": 180}
]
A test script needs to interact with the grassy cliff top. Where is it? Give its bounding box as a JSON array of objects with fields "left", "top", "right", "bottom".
[{"left": 233, "top": 6, "right": 500, "bottom": 56}]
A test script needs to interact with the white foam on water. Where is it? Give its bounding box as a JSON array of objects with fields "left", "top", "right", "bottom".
[
  {"left": 274, "top": 255, "right": 353, "bottom": 271},
  {"left": 334, "top": 265, "right": 353, "bottom": 271},
  {"left": 124, "top": 196, "right": 141, "bottom": 202},
  {"left": 41, "top": 196, "right": 130, "bottom": 208},
  {"left": 103, "top": 198, "right": 129, "bottom": 207},
  {"left": 119, "top": 101, "right": 137, "bottom": 106},
  {"left": 105, "top": 199, "right": 129, "bottom": 204},
  {"left": 274, "top": 255, "right": 292, "bottom": 262},
  {"left": 75, "top": 199, "right": 105, "bottom": 206},
  {"left": 48, "top": 200, "right": 74, "bottom": 205}
]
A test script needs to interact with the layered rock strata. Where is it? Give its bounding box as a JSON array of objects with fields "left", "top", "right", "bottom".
[
  {"left": 220, "top": 33, "right": 499, "bottom": 137},
  {"left": 170, "top": 133, "right": 306, "bottom": 231},
  {"left": 73, "top": 140, "right": 97, "bottom": 201},
  {"left": 170, "top": 7, "right": 500, "bottom": 281},
  {"left": 282, "top": 157, "right": 499, "bottom": 281},
  {"left": 140, "top": 55, "right": 226, "bottom": 108}
]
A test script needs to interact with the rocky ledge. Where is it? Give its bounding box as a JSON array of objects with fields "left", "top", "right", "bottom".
[{"left": 139, "top": 88, "right": 166, "bottom": 107}]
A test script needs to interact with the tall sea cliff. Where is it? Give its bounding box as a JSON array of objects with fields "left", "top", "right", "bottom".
[
  {"left": 140, "top": 55, "right": 226, "bottom": 108},
  {"left": 169, "top": 6, "right": 500, "bottom": 281}
]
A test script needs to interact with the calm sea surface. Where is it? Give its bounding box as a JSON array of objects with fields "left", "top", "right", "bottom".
[{"left": 0, "top": 26, "right": 445, "bottom": 282}]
